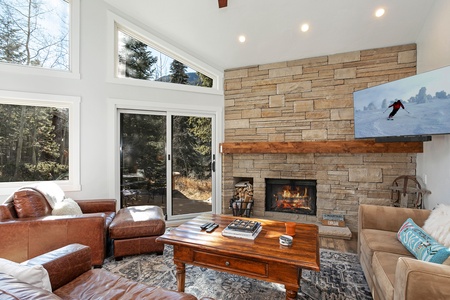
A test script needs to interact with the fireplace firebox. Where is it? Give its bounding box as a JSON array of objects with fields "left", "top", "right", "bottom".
[{"left": 265, "top": 178, "right": 317, "bottom": 215}]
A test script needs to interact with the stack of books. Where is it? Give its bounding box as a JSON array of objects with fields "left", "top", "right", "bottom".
[{"left": 222, "top": 219, "right": 262, "bottom": 240}]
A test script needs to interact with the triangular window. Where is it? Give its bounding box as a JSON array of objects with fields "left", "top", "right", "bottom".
[{"left": 117, "top": 29, "right": 213, "bottom": 88}]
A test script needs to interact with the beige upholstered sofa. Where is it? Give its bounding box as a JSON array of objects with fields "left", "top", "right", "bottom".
[{"left": 358, "top": 204, "right": 450, "bottom": 300}]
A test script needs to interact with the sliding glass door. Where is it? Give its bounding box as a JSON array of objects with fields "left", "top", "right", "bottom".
[
  {"left": 171, "top": 115, "right": 213, "bottom": 216},
  {"left": 120, "top": 112, "right": 166, "bottom": 210},
  {"left": 119, "top": 110, "right": 214, "bottom": 220}
]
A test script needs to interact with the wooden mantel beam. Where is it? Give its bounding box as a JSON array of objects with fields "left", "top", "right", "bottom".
[
  {"left": 218, "top": 0, "right": 227, "bottom": 8},
  {"left": 219, "top": 141, "right": 423, "bottom": 154}
]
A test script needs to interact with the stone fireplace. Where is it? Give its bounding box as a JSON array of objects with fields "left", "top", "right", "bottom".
[
  {"left": 221, "top": 44, "right": 420, "bottom": 232},
  {"left": 265, "top": 178, "right": 317, "bottom": 215}
]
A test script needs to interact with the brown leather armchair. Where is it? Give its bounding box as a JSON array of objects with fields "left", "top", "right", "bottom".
[
  {"left": 0, "top": 188, "right": 116, "bottom": 266},
  {"left": 0, "top": 243, "right": 212, "bottom": 299}
]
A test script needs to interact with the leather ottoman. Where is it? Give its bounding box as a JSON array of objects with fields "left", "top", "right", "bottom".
[{"left": 109, "top": 205, "right": 165, "bottom": 259}]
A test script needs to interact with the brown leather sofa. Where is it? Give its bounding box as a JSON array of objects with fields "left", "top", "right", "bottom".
[
  {"left": 0, "top": 188, "right": 116, "bottom": 266},
  {"left": 0, "top": 243, "right": 212, "bottom": 299}
]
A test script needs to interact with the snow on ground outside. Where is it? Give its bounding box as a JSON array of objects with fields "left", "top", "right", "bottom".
[{"left": 354, "top": 98, "right": 450, "bottom": 138}]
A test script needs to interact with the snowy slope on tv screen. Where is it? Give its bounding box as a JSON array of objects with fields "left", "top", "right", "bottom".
[{"left": 353, "top": 65, "right": 450, "bottom": 139}]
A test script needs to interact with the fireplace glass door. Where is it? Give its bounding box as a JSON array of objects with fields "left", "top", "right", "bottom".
[{"left": 265, "top": 179, "right": 317, "bottom": 215}]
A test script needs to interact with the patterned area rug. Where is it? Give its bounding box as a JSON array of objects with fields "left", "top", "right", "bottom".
[{"left": 103, "top": 246, "right": 373, "bottom": 300}]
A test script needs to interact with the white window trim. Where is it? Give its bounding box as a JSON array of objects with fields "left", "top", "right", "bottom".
[
  {"left": 0, "top": 90, "right": 81, "bottom": 196},
  {"left": 0, "top": 0, "right": 80, "bottom": 79},
  {"left": 106, "top": 11, "right": 224, "bottom": 95}
]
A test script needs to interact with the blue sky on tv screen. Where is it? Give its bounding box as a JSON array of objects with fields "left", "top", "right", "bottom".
[{"left": 353, "top": 65, "right": 450, "bottom": 138}]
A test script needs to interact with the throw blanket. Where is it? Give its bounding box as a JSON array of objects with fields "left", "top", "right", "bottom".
[{"left": 4, "top": 182, "right": 65, "bottom": 208}]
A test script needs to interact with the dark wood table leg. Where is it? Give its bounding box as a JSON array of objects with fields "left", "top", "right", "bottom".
[
  {"left": 175, "top": 261, "right": 186, "bottom": 292},
  {"left": 285, "top": 287, "right": 298, "bottom": 300}
]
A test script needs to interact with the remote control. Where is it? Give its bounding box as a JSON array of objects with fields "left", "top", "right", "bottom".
[
  {"left": 205, "top": 223, "right": 216, "bottom": 230},
  {"left": 206, "top": 223, "right": 219, "bottom": 233},
  {"left": 200, "top": 222, "right": 213, "bottom": 230}
]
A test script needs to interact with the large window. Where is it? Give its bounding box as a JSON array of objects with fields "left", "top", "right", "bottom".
[
  {"left": 0, "top": 104, "right": 68, "bottom": 182},
  {"left": 117, "top": 29, "right": 213, "bottom": 88},
  {"left": 0, "top": 90, "right": 80, "bottom": 192},
  {"left": 0, "top": 0, "right": 79, "bottom": 75},
  {"left": 107, "top": 12, "right": 223, "bottom": 92}
]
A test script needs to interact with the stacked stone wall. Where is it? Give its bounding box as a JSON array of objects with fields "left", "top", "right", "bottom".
[{"left": 223, "top": 44, "right": 417, "bottom": 232}]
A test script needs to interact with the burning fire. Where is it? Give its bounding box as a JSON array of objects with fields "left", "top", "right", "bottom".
[
  {"left": 274, "top": 185, "right": 311, "bottom": 210},
  {"left": 282, "top": 186, "right": 308, "bottom": 198}
]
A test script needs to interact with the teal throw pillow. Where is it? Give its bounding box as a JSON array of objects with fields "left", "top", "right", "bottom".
[{"left": 397, "top": 218, "right": 450, "bottom": 264}]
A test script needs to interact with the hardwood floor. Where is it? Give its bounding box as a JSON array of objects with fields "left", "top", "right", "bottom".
[{"left": 320, "top": 232, "right": 358, "bottom": 254}]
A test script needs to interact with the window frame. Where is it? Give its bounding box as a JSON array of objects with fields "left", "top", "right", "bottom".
[
  {"left": 106, "top": 11, "right": 223, "bottom": 95},
  {"left": 0, "top": 0, "right": 80, "bottom": 79},
  {"left": 0, "top": 90, "right": 81, "bottom": 195}
]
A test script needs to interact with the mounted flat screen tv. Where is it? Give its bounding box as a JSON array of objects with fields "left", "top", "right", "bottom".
[{"left": 353, "top": 65, "right": 450, "bottom": 141}]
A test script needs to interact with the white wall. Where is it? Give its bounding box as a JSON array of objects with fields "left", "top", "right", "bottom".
[
  {"left": 416, "top": 0, "right": 450, "bottom": 209},
  {"left": 0, "top": 1, "right": 224, "bottom": 202}
]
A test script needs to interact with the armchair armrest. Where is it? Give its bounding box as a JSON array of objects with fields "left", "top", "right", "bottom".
[
  {"left": 75, "top": 199, "right": 116, "bottom": 213},
  {"left": 359, "top": 204, "right": 431, "bottom": 232},
  {"left": 394, "top": 257, "right": 450, "bottom": 300},
  {"left": 23, "top": 244, "right": 92, "bottom": 291}
]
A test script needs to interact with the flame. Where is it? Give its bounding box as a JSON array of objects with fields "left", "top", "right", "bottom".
[
  {"left": 280, "top": 185, "right": 309, "bottom": 199},
  {"left": 274, "top": 185, "right": 312, "bottom": 210}
]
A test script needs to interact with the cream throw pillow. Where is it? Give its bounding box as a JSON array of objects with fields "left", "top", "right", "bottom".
[
  {"left": 0, "top": 258, "right": 52, "bottom": 292},
  {"left": 52, "top": 197, "right": 83, "bottom": 215},
  {"left": 423, "top": 203, "right": 450, "bottom": 248}
]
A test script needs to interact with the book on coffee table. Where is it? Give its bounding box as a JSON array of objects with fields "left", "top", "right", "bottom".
[{"left": 221, "top": 219, "right": 262, "bottom": 239}]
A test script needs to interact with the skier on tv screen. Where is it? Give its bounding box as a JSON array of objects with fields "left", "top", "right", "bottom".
[{"left": 387, "top": 100, "right": 405, "bottom": 120}]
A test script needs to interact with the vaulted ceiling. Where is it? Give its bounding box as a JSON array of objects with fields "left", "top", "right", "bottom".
[{"left": 105, "top": 0, "right": 437, "bottom": 71}]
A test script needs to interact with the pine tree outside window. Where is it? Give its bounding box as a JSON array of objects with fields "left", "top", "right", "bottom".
[
  {"left": 117, "top": 29, "right": 213, "bottom": 88},
  {"left": 0, "top": 91, "right": 81, "bottom": 192},
  {"left": 0, "top": 104, "right": 69, "bottom": 182}
]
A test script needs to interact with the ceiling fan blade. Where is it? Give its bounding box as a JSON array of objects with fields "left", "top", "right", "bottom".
[{"left": 218, "top": 0, "right": 227, "bottom": 8}]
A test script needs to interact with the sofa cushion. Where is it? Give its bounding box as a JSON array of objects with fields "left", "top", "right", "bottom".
[
  {"left": 13, "top": 188, "right": 52, "bottom": 218},
  {"left": 52, "top": 198, "right": 83, "bottom": 216},
  {"left": 360, "top": 228, "right": 412, "bottom": 259},
  {"left": 398, "top": 218, "right": 450, "bottom": 264},
  {"left": 423, "top": 203, "right": 450, "bottom": 248},
  {"left": 109, "top": 206, "right": 166, "bottom": 239},
  {"left": 0, "top": 258, "right": 52, "bottom": 292},
  {"left": 54, "top": 269, "right": 197, "bottom": 299},
  {"left": 372, "top": 251, "right": 402, "bottom": 300}
]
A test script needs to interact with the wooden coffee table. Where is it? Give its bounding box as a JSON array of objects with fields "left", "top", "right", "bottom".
[{"left": 156, "top": 214, "right": 320, "bottom": 300}]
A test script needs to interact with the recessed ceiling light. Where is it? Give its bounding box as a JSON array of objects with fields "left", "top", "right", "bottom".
[
  {"left": 375, "top": 8, "right": 385, "bottom": 17},
  {"left": 300, "top": 23, "right": 310, "bottom": 32},
  {"left": 238, "top": 35, "right": 246, "bottom": 43}
]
